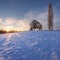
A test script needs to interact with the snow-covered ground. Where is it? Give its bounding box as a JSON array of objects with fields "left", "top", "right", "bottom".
[{"left": 0, "top": 31, "right": 60, "bottom": 60}]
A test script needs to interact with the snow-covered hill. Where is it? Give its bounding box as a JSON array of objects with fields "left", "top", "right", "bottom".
[{"left": 0, "top": 31, "right": 60, "bottom": 60}]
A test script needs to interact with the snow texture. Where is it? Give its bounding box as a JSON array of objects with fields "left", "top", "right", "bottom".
[{"left": 0, "top": 31, "right": 60, "bottom": 60}]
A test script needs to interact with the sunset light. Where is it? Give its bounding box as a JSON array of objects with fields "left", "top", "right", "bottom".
[
  {"left": 0, "top": 0, "right": 60, "bottom": 60},
  {"left": 5, "top": 27, "right": 12, "bottom": 32},
  {"left": 0, "top": 18, "right": 30, "bottom": 33}
]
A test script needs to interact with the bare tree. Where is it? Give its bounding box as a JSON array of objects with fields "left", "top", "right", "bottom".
[
  {"left": 30, "top": 20, "right": 42, "bottom": 31},
  {"left": 48, "top": 3, "right": 53, "bottom": 30}
]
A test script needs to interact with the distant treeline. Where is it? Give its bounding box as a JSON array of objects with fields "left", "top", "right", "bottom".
[{"left": 0, "top": 30, "right": 20, "bottom": 34}]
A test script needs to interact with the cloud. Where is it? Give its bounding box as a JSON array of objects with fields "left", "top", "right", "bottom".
[
  {"left": 0, "top": 10, "right": 60, "bottom": 31},
  {"left": 54, "top": 16, "right": 60, "bottom": 30},
  {"left": 24, "top": 11, "right": 48, "bottom": 30},
  {"left": 0, "top": 17, "right": 30, "bottom": 31},
  {"left": 0, "top": 11, "right": 48, "bottom": 31},
  {"left": 24, "top": 10, "right": 60, "bottom": 30},
  {"left": 36, "top": 12, "right": 48, "bottom": 30}
]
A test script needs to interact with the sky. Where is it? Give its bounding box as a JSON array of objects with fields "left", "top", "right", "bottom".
[{"left": 0, "top": 0, "right": 60, "bottom": 31}]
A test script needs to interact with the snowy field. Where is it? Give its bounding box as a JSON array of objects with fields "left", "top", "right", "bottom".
[{"left": 0, "top": 31, "right": 60, "bottom": 60}]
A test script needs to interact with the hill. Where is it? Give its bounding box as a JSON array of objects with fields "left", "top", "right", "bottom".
[{"left": 0, "top": 31, "right": 60, "bottom": 60}]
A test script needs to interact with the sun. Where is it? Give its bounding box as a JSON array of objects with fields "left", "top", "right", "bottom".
[
  {"left": 5, "top": 28, "right": 11, "bottom": 32},
  {"left": 4, "top": 27, "right": 21, "bottom": 32},
  {"left": 5, "top": 27, "right": 12, "bottom": 32}
]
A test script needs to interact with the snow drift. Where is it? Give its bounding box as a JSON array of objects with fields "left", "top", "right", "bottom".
[{"left": 0, "top": 31, "right": 60, "bottom": 60}]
